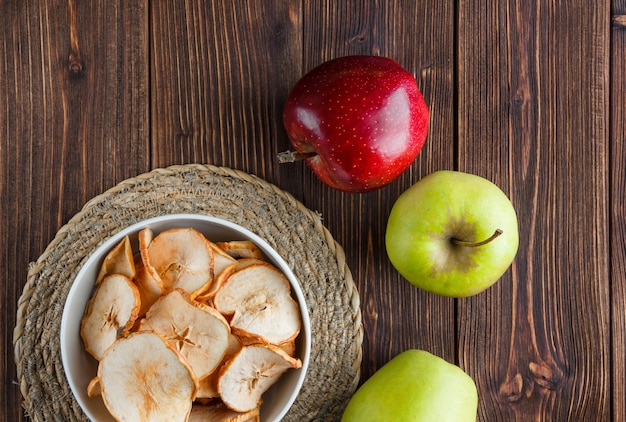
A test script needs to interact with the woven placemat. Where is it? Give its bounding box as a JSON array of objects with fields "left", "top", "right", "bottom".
[{"left": 14, "top": 164, "right": 363, "bottom": 422}]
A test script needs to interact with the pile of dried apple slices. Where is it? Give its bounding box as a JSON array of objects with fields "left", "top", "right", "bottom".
[{"left": 80, "top": 227, "right": 302, "bottom": 422}]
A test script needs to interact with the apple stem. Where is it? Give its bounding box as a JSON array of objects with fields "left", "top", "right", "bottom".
[
  {"left": 277, "top": 150, "right": 318, "bottom": 163},
  {"left": 452, "top": 229, "right": 503, "bottom": 248}
]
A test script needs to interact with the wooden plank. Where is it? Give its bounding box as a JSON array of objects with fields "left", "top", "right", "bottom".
[
  {"left": 611, "top": 1, "right": 626, "bottom": 419},
  {"left": 300, "top": 0, "right": 457, "bottom": 382},
  {"left": 1, "top": 1, "right": 149, "bottom": 420},
  {"left": 149, "top": 0, "right": 303, "bottom": 195},
  {"left": 457, "top": 1, "right": 610, "bottom": 420}
]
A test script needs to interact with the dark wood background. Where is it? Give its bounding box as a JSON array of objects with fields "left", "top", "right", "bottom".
[{"left": 2, "top": 1, "right": 625, "bottom": 420}]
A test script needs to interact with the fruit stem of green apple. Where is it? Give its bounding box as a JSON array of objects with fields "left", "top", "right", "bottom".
[
  {"left": 451, "top": 229, "right": 503, "bottom": 248},
  {"left": 277, "top": 150, "right": 318, "bottom": 163}
]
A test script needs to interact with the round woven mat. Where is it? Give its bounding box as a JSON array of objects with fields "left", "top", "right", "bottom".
[{"left": 14, "top": 164, "right": 363, "bottom": 422}]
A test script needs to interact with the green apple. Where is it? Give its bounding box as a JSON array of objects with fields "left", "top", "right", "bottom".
[
  {"left": 385, "top": 170, "right": 519, "bottom": 297},
  {"left": 341, "top": 349, "right": 478, "bottom": 422}
]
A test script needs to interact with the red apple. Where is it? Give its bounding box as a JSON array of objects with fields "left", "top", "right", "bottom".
[{"left": 280, "top": 55, "right": 429, "bottom": 193}]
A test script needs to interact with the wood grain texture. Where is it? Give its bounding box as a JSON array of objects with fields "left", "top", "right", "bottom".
[
  {"left": 1, "top": 1, "right": 149, "bottom": 420},
  {"left": 2, "top": 1, "right": 624, "bottom": 421},
  {"left": 611, "top": 2, "right": 626, "bottom": 420},
  {"left": 150, "top": 0, "right": 303, "bottom": 194},
  {"left": 458, "top": 1, "right": 611, "bottom": 420}
]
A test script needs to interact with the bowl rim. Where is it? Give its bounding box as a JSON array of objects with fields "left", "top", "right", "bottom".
[{"left": 60, "top": 213, "right": 311, "bottom": 422}]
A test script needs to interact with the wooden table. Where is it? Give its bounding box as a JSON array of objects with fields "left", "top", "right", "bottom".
[{"left": 2, "top": 1, "right": 624, "bottom": 421}]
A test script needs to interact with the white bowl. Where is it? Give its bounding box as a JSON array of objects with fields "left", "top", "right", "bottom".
[{"left": 60, "top": 214, "right": 311, "bottom": 422}]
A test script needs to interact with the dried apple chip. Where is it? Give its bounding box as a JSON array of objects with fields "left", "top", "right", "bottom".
[
  {"left": 194, "top": 262, "right": 236, "bottom": 302},
  {"left": 188, "top": 401, "right": 260, "bottom": 422},
  {"left": 95, "top": 235, "right": 136, "bottom": 285},
  {"left": 218, "top": 344, "right": 302, "bottom": 412},
  {"left": 279, "top": 339, "right": 296, "bottom": 357},
  {"left": 147, "top": 228, "right": 214, "bottom": 296},
  {"left": 207, "top": 241, "right": 238, "bottom": 276},
  {"left": 134, "top": 259, "right": 163, "bottom": 317},
  {"left": 215, "top": 240, "right": 264, "bottom": 260},
  {"left": 194, "top": 258, "right": 266, "bottom": 302},
  {"left": 213, "top": 262, "right": 301, "bottom": 345},
  {"left": 142, "top": 289, "right": 231, "bottom": 380},
  {"left": 134, "top": 228, "right": 164, "bottom": 316},
  {"left": 97, "top": 331, "right": 197, "bottom": 422},
  {"left": 80, "top": 274, "right": 140, "bottom": 360},
  {"left": 196, "top": 332, "right": 242, "bottom": 401},
  {"left": 87, "top": 377, "right": 101, "bottom": 398}
]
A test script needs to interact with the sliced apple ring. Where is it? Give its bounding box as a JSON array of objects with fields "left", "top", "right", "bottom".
[
  {"left": 207, "top": 241, "right": 238, "bottom": 276},
  {"left": 238, "top": 336, "right": 297, "bottom": 359},
  {"left": 213, "top": 262, "right": 301, "bottom": 345},
  {"left": 279, "top": 339, "right": 296, "bottom": 357},
  {"left": 95, "top": 235, "right": 136, "bottom": 285},
  {"left": 134, "top": 258, "right": 164, "bottom": 318},
  {"left": 194, "top": 262, "right": 237, "bottom": 303},
  {"left": 97, "top": 331, "right": 197, "bottom": 422},
  {"left": 196, "top": 332, "right": 243, "bottom": 401},
  {"left": 188, "top": 401, "right": 261, "bottom": 422},
  {"left": 134, "top": 228, "right": 164, "bottom": 316},
  {"left": 86, "top": 376, "right": 102, "bottom": 398},
  {"left": 216, "top": 240, "right": 265, "bottom": 260},
  {"left": 147, "top": 227, "right": 214, "bottom": 297},
  {"left": 80, "top": 274, "right": 140, "bottom": 360},
  {"left": 194, "top": 258, "right": 266, "bottom": 302},
  {"left": 217, "top": 344, "right": 302, "bottom": 412},
  {"left": 141, "top": 289, "right": 231, "bottom": 380}
]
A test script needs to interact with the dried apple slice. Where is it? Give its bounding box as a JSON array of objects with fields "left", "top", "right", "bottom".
[
  {"left": 218, "top": 344, "right": 302, "bottom": 412},
  {"left": 208, "top": 241, "right": 238, "bottom": 276},
  {"left": 193, "top": 262, "right": 235, "bottom": 302},
  {"left": 215, "top": 240, "right": 264, "bottom": 260},
  {"left": 189, "top": 401, "right": 260, "bottom": 422},
  {"left": 279, "top": 339, "right": 297, "bottom": 357},
  {"left": 196, "top": 333, "right": 242, "bottom": 400},
  {"left": 97, "top": 331, "right": 197, "bottom": 422},
  {"left": 87, "top": 377, "right": 101, "bottom": 398},
  {"left": 238, "top": 336, "right": 296, "bottom": 357},
  {"left": 195, "top": 258, "right": 265, "bottom": 302},
  {"left": 142, "top": 289, "right": 231, "bottom": 380},
  {"left": 213, "top": 262, "right": 301, "bottom": 345},
  {"left": 147, "top": 228, "right": 214, "bottom": 296},
  {"left": 134, "top": 259, "right": 163, "bottom": 317},
  {"left": 95, "top": 235, "right": 136, "bottom": 284},
  {"left": 134, "top": 228, "right": 164, "bottom": 316},
  {"left": 80, "top": 274, "right": 140, "bottom": 360}
]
